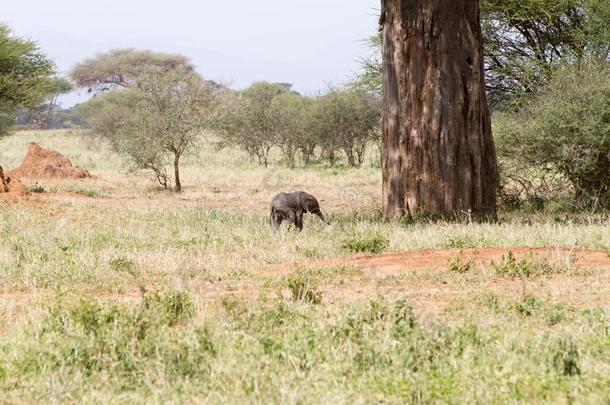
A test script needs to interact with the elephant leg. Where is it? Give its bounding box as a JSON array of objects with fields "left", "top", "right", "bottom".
[
  {"left": 295, "top": 210, "right": 304, "bottom": 231},
  {"left": 272, "top": 218, "right": 280, "bottom": 233},
  {"left": 287, "top": 210, "right": 297, "bottom": 231},
  {"left": 271, "top": 209, "right": 283, "bottom": 234}
]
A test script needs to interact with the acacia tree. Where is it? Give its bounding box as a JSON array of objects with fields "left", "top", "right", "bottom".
[
  {"left": 355, "top": 1, "right": 609, "bottom": 109},
  {"left": 70, "top": 49, "right": 194, "bottom": 93},
  {"left": 1, "top": 24, "right": 58, "bottom": 188},
  {"left": 482, "top": 0, "right": 610, "bottom": 107},
  {"left": 79, "top": 71, "right": 223, "bottom": 191},
  {"left": 0, "top": 24, "right": 57, "bottom": 136},
  {"left": 380, "top": 0, "right": 497, "bottom": 220}
]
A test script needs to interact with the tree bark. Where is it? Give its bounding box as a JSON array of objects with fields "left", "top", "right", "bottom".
[
  {"left": 174, "top": 153, "right": 182, "bottom": 192},
  {"left": 380, "top": 0, "right": 497, "bottom": 220}
]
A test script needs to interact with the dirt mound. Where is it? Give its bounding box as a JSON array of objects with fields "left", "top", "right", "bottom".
[
  {"left": 0, "top": 166, "right": 29, "bottom": 199},
  {"left": 9, "top": 142, "right": 91, "bottom": 180}
]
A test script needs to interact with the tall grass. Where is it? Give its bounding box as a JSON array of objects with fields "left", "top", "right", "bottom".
[{"left": 0, "top": 292, "right": 608, "bottom": 402}]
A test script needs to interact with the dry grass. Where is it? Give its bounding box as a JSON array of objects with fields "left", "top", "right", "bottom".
[{"left": 0, "top": 129, "right": 609, "bottom": 402}]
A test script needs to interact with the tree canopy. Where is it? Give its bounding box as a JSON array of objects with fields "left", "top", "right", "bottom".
[
  {"left": 70, "top": 48, "right": 195, "bottom": 93},
  {"left": 0, "top": 24, "right": 57, "bottom": 136},
  {"left": 482, "top": 0, "right": 610, "bottom": 107},
  {"left": 353, "top": 0, "right": 610, "bottom": 108}
]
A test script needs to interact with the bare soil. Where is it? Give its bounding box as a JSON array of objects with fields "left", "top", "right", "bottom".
[
  {"left": 257, "top": 248, "right": 610, "bottom": 314},
  {"left": 3, "top": 248, "right": 607, "bottom": 322}
]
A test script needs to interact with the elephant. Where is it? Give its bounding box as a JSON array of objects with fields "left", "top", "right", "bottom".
[{"left": 270, "top": 191, "right": 328, "bottom": 232}]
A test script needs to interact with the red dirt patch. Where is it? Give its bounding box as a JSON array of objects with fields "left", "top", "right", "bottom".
[
  {"left": 264, "top": 247, "right": 610, "bottom": 316},
  {"left": 9, "top": 142, "right": 91, "bottom": 180},
  {"left": 266, "top": 247, "right": 610, "bottom": 276}
]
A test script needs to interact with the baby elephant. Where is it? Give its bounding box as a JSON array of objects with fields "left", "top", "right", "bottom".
[{"left": 270, "top": 191, "right": 328, "bottom": 232}]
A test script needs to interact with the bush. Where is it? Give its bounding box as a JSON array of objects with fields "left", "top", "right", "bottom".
[
  {"left": 308, "top": 89, "right": 381, "bottom": 167},
  {"left": 494, "top": 62, "right": 610, "bottom": 210},
  {"left": 1, "top": 291, "right": 214, "bottom": 391}
]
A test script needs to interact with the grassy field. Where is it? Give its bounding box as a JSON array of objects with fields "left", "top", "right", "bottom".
[{"left": 0, "top": 129, "right": 609, "bottom": 403}]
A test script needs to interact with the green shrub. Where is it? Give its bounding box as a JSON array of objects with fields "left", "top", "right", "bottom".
[
  {"left": 514, "top": 295, "right": 543, "bottom": 317},
  {"left": 549, "top": 336, "right": 581, "bottom": 376},
  {"left": 444, "top": 235, "right": 491, "bottom": 248},
  {"left": 342, "top": 234, "right": 389, "bottom": 254},
  {"left": 28, "top": 182, "right": 45, "bottom": 193},
  {"left": 491, "top": 252, "right": 574, "bottom": 278},
  {"left": 447, "top": 251, "right": 475, "bottom": 274},
  {"left": 494, "top": 62, "right": 610, "bottom": 209},
  {"left": 3, "top": 291, "right": 213, "bottom": 391},
  {"left": 108, "top": 256, "right": 136, "bottom": 273},
  {"left": 63, "top": 184, "right": 98, "bottom": 198},
  {"left": 286, "top": 270, "right": 322, "bottom": 304}
]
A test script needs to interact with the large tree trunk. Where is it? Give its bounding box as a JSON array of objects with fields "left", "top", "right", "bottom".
[{"left": 380, "top": 0, "right": 497, "bottom": 220}]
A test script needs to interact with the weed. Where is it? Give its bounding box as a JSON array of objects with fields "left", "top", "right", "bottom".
[
  {"left": 444, "top": 235, "right": 491, "bottom": 248},
  {"left": 4, "top": 291, "right": 213, "bottom": 392},
  {"left": 491, "top": 251, "right": 574, "bottom": 278},
  {"left": 108, "top": 257, "right": 136, "bottom": 274},
  {"left": 544, "top": 303, "right": 575, "bottom": 326},
  {"left": 28, "top": 182, "right": 45, "bottom": 193},
  {"left": 303, "top": 264, "right": 362, "bottom": 281},
  {"left": 475, "top": 291, "right": 504, "bottom": 311},
  {"left": 447, "top": 251, "right": 475, "bottom": 274},
  {"left": 286, "top": 270, "right": 322, "bottom": 304},
  {"left": 549, "top": 336, "right": 581, "bottom": 376},
  {"left": 515, "top": 295, "right": 543, "bottom": 317},
  {"left": 65, "top": 185, "right": 98, "bottom": 197},
  {"left": 342, "top": 234, "right": 389, "bottom": 254}
]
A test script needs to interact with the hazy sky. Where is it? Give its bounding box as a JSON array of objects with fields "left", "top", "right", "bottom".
[{"left": 3, "top": 0, "right": 380, "bottom": 107}]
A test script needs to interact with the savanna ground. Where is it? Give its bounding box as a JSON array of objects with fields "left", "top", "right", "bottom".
[{"left": 0, "top": 129, "right": 609, "bottom": 403}]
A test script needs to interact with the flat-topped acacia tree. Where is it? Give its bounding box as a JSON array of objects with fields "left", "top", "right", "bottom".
[{"left": 380, "top": 0, "right": 498, "bottom": 220}]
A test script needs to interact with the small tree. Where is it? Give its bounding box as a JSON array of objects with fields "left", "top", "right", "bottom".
[
  {"left": 309, "top": 89, "right": 380, "bottom": 167},
  {"left": 216, "top": 82, "right": 288, "bottom": 167},
  {"left": 78, "top": 90, "right": 170, "bottom": 186},
  {"left": 269, "top": 93, "right": 312, "bottom": 167},
  {"left": 80, "top": 71, "right": 223, "bottom": 191}
]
